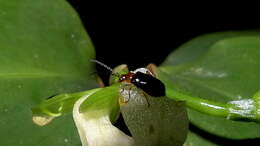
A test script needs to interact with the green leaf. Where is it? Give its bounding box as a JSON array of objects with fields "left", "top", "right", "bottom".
[
  {"left": 120, "top": 84, "right": 188, "bottom": 146},
  {"left": 31, "top": 88, "right": 101, "bottom": 126},
  {"left": 0, "top": 0, "right": 97, "bottom": 145},
  {"left": 184, "top": 132, "right": 217, "bottom": 146},
  {"left": 80, "top": 84, "right": 121, "bottom": 123},
  {"left": 161, "top": 32, "right": 260, "bottom": 141},
  {"left": 163, "top": 31, "right": 260, "bottom": 66}
]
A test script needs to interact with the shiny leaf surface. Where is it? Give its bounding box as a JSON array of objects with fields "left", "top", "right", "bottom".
[
  {"left": 0, "top": 0, "right": 96, "bottom": 145},
  {"left": 161, "top": 32, "right": 260, "bottom": 144}
]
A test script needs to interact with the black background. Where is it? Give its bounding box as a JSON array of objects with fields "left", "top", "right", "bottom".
[
  {"left": 67, "top": 1, "right": 260, "bottom": 145},
  {"left": 67, "top": 1, "right": 259, "bottom": 84}
]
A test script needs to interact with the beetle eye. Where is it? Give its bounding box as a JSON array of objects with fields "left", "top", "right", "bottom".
[{"left": 119, "top": 76, "right": 125, "bottom": 81}]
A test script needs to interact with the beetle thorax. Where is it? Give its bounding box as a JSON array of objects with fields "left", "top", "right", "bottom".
[{"left": 119, "top": 72, "right": 135, "bottom": 83}]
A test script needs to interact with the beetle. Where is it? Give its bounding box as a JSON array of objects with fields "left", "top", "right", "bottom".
[
  {"left": 91, "top": 59, "right": 165, "bottom": 99},
  {"left": 119, "top": 70, "right": 165, "bottom": 97}
]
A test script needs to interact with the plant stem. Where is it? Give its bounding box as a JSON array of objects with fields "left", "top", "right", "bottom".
[
  {"left": 158, "top": 69, "right": 260, "bottom": 122},
  {"left": 166, "top": 88, "right": 230, "bottom": 117}
]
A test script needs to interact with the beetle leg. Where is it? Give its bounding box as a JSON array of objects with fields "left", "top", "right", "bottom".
[
  {"left": 125, "top": 86, "right": 132, "bottom": 103},
  {"left": 119, "top": 84, "right": 131, "bottom": 104},
  {"left": 142, "top": 92, "right": 150, "bottom": 107}
]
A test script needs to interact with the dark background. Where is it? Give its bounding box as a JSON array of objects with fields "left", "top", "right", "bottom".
[
  {"left": 67, "top": 1, "right": 259, "bottom": 84},
  {"left": 67, "top": 1, "right": 260, "bottom": 145}
]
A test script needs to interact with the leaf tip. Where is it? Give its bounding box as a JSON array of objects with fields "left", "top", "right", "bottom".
[{"left": 32, "top": 115, "right": 55, "bottom": 126}]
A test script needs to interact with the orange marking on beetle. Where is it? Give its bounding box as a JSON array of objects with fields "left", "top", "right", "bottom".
[{"left": 119, "top": 72, "right": 135, "bottom": 83}]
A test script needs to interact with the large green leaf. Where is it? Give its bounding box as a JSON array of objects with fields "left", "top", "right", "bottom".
[
  {"left": 163, "top": 31, "right": 260, "bottom": 66},
  {"left": 161, "top": 32, "right": 260, "bottom": 143},
  {"left": 0, "top": 0, "right": 97, "bottom": 145}
]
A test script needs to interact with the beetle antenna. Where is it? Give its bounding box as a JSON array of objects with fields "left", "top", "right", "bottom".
[
  {"left": 91, "top": 59, "right": 113, "bottom": 72},
  {"left": 90, "top": 59, "right": 120, "bottom": 77}
]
